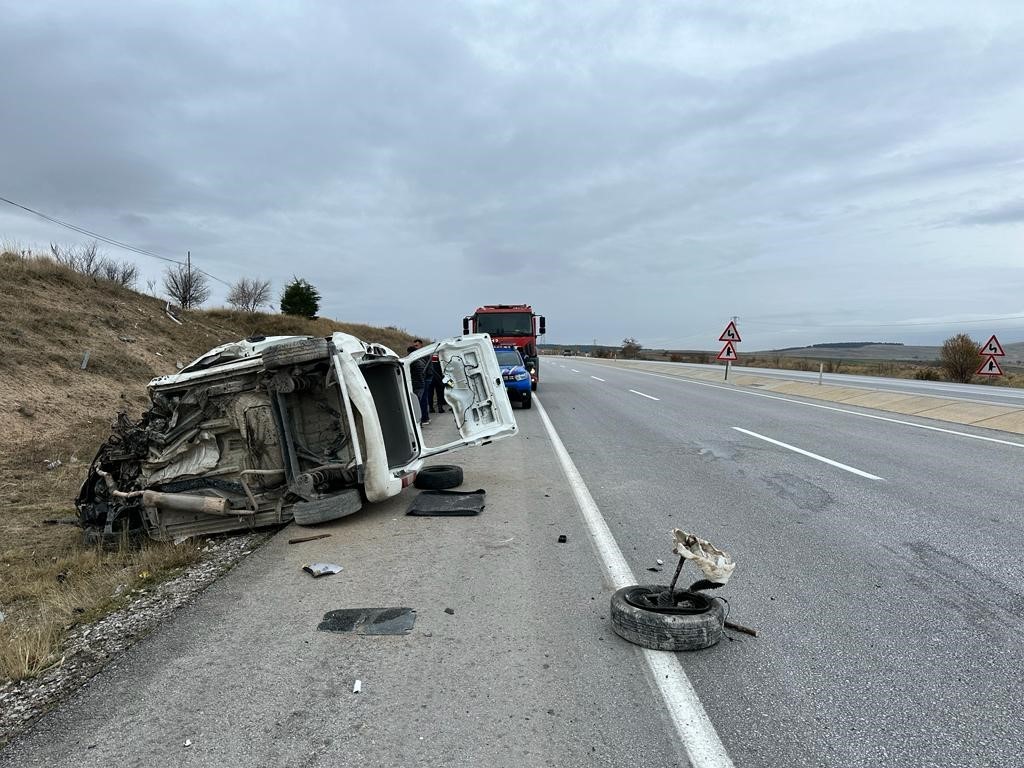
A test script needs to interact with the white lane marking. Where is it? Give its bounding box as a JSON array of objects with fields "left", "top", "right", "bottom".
[
  {"left": 732, "top": 427, "right": 883, "bottom": 480},
  {"left": 615, "top": 368, "right": 1024, "bottom": 449},
  {"left": 591, "top": 376, "right": 606, "bottom": 382},
  {"left": 571, "top": 369, "right": 580, "bottom": 373},
  {"left": 535, "top": 396, "right": 734, "bottom": 768},
  {"left": 629, "top": 389, "right": 660, "bottom": 401}
]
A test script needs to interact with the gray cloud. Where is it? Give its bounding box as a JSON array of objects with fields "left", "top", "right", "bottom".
[{"left": 2, "top": 1, "right": 1024, "bottom": 349}]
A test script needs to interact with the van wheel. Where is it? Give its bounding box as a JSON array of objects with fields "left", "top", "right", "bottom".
[
  {"left": 291, "top": 489, "right": 362, "bottom": 525},
  {"left": 262, "top": 338, "right": 329, "bottom": 369},
  {"left": 521, "top": 392, "right": 532, "bottom": 409},
  {"left": 414, "top": 464, "right": 463, "bottom": 490},
  {"left": 610, "top": 585, "right": 724, "bottom": 651}
]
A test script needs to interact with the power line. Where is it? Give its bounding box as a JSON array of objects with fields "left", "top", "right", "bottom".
[{"left": 0, "top": 194, "right": 231, "bottom": 287}]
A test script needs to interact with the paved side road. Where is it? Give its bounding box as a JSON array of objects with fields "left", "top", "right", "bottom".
[{"left": 0, "top": 410, "right": 687, "bottom": 768}]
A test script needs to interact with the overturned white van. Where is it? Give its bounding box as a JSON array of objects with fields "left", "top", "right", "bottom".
[{"left": 76, "top": 332, "right": 517, "bottom": 541}]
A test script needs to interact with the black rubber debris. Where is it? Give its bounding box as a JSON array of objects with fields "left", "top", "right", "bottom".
[
  {"left": 557, "top": 534, "right": 567, "bottom": 543},
  {"left": 318, "top": 608, "right": 417, "bottom": 635},
  {"left": 406, "top": 489, "right": 485, "bottom": 516}
]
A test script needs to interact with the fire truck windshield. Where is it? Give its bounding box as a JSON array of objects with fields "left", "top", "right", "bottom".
[{"left": 475, "top": 312, "right": 532, "bottom": 336}]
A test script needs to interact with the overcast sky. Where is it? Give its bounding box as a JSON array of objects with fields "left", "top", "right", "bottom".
[{"left": 2, "top": 1, "right": 1023, "bottom": 350}]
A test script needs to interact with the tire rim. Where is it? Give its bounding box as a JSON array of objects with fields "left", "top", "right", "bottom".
[{"left": 623, "top": 586, "right": 713, "bottom": 615}]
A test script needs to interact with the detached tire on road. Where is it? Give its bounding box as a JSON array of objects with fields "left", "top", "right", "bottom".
[
  {"left": 414, "top": 464, "right": 463, "bottom": 490},
  {"left": 262, "top": 337, "right": 330, "bottom": 369},
  {"left": 610, "top": 585, "right": 725, "bottom": 651},
  {"left": 291, "top": 489, "right": 362, "bottom": 526}
]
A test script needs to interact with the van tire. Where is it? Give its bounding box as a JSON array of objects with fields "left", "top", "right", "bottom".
[
  {"left": 291, "top": 489, "right": 362, "bottom": 526},
  {"left": 414, "top": 464, "right": 463, "bottom": 490},
  {"left": 609, "top": 585, "right": 724, "bottom": 651},
  {"left": 262, "top": 338, "right": 330, "bottom": 369}
]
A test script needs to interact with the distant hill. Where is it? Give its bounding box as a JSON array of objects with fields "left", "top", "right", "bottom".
[{"left": 755, "top": 341, "right": 1024, "bottom": 364}]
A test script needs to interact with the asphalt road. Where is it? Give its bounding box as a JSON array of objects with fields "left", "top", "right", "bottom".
[
  {"left": 543, "top": 358, "right": 1024, "bottom": 767},
  {"left": 3, "top": 362, "right": 1022, "bottom": 767},
  {"left": 637, "top": 359, "right": 1024, "bottom": 406}
]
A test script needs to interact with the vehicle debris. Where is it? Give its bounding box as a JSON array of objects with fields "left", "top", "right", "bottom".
[
  {"left": 353, "top": 679, "right": 362, "bottom": 694},
  {"left": 303, "top": 563, "right": 343, "bottom": 578},
  {"left": 444, "top": 607, "right": 455, "bottom": 615},
  {"left": 610, "top": 529, "right": 739, "bottom": 651},
  {"left": 75, "top": 332, "right": 517, "bottom": 542},
  {"left": 406, "top": 488, "right": 485, "bottom": 516},
  {"left": 44, "top": 459, "right": 62, "bottom": 471},
  {"left": 317, "top": 607, "right": 416, "bottom": 635},
  {"left": 557, "top": 534, "right": 567, "bottom": 543},
  {"left": 288, "top": 533, "right": 333, "bottom": 545}
]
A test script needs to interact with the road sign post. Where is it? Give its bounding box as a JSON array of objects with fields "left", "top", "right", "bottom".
[
  {"left": 976, "top": 334, "right": 1005, "bottom": 377},
  {"left": 717, "top": 323, "right": 741, "bottom": 380}
]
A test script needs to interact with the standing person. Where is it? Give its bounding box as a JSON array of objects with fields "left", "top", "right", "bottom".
[
  {"left": 407, "top": 343, "right": 430, "bottom": 425},
  {"left": 429, "top": 354, "right": 446, "bottom": 413}
]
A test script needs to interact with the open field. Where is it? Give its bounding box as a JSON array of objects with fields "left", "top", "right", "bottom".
[{"left": 0, "top": 249, "right": 420, "bottom": 682}]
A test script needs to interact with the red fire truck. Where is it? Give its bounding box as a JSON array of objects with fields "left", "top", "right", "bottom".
[{"left": 463, "top": 304, "right": 546, "bottom": 391}]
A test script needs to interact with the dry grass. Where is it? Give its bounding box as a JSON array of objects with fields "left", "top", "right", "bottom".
[{"left": 0, "top": 245, "right": 424, "bottom": 682}]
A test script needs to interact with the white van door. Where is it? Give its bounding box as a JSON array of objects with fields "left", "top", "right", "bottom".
[{"left": 402, "top": 334, "right": 518, "bottom": 458}]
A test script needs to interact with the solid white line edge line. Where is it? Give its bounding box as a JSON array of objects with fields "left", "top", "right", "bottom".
[
  {"left": 732, "top": 427, "right": 884, "bottom": 480},
  {"left": 535, "top": 395, "right": 734, "bottom": 768},
  {"left": 629, "top": 389, "right": 661, "bottom": 401}
]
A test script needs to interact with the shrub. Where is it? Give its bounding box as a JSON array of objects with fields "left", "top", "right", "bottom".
[
  {"left": 280, "top": 277, "right": 321, "bottom": 318},
  {"left": 913, "top": 367, "right": 941, "bottom": 381},
  {"left": 939, "top": 333, "right": 981, "bottom": 383}
]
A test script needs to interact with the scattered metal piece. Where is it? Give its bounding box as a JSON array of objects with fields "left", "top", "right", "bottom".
[
  {"left": 557, "top": 534, "right": 567, "bottom": 543},
  {"left": 656, "top": 558, "right": 664, "bottom": 565},
  {"left": 406, "top": 489, "right": 486, "bottom": 516},
  {"left": 303, "top": 562, "right": 343, "bottom": 578},
  {"left": 317, "top": 608, "right": 417, "bottom": 635},
  {"left": 353, "top": 679, "right": 362, "bottom": 694},
  {"left": 184, "top": 739, "right": 192, "bottom": 748},
  {"left": 80, "top": 351, "right": 90, "bottom": 370},
  {"left": 724, "top": 620, "right": 758, "bottom": 637},
  {"left": 288, "top": 533, "right": 332, "bottom": 545}
]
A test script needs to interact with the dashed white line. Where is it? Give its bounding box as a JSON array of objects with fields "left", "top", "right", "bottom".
[
  {"left": 732, "top": 427, "right": 883, "bottom": 480},
  {"left": 571, "top": 369, "right": 580, "bottom": 373},
  {"left": 535, "top": 396, "right": 734, "bottom": 768},
  {"left": 629, "top": 389, "right": 660, "bottom": 401},
  {"left": 614, "top": 368, "right": 1024, "bottom": 449},
  {"left": 591, "top": 376, "right": 606, "bottom": 382}
]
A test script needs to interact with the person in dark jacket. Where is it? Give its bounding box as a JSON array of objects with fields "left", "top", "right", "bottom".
[
  {"left": 407, "top": 344, "right": 428, "bottom": 428},
  {"left": 408, "top": 341, "right": 431, "bottom": 425},
  {"left": 429, "top": 354, "right": 446, "bottom": 413}
]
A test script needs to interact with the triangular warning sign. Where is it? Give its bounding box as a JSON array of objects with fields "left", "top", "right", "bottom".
[
  {"left": 980, "top": 335, "right": 1005, "bottom": 356},
  {"left": 719, "top": 321, "right": 742, "bottom": 343},
  {"left": 976, "top": 356, "right": 1004, "bottom": 376},
  {"left": 717, "top": 341, "right": 738, "bottom": 361}
]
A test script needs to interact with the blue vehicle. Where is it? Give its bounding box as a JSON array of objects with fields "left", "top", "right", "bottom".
[{"left": 493, "top": 346, "right": 532, "bottom": 409}]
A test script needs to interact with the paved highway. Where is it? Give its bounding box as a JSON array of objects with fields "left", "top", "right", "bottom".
[
  {"left": 3, "top": 361, "right": 1022, "bottom": 767},
  {"left": 630, "top": 359, "right": 1024, "bottom": 406}
]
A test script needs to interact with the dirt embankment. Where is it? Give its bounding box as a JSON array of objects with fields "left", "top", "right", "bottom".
[{"left": 0, "top": 250, "right": 418, "bottom": 690}]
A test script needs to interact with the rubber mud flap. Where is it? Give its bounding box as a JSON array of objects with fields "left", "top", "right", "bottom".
[
  {"left": 292, "top": 489, "right": 362, "bottom": 525},
  {"left": 610, "top": 585, "right": 725, "bottom": 651},
  {"left": 262, "top": 337, "right": 330, "bottom": 369},
  {"left": 413, "top": 464, "right": 464, "bottom": 490}
]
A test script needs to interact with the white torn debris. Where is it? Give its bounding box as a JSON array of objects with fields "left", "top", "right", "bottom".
[
  {"left": 671, "top": 529, "right": 736, "bottom": 585},
  {"left": 303, "top": 563, "right": 343, "bottom": 578},
  {"left": 353, "top": 679, "right": 362, "bottom": 694}
]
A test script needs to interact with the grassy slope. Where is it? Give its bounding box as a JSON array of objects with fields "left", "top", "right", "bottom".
[{"left": 0, "top": 251, "right": 419, "bottom": 681}]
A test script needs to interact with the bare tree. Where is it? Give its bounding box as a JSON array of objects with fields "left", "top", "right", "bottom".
[
  {"left": 226, "top": 277, "right": 272, "bottom": 314},
  {"left": 163, "top": 263, "right": 211, "bottom": 309},
  {"left": 99, "top": 257, "right": 139, "bottom": 288},
  {"left": 621, "top": 337, "right": 642, "bottom": 359}
]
